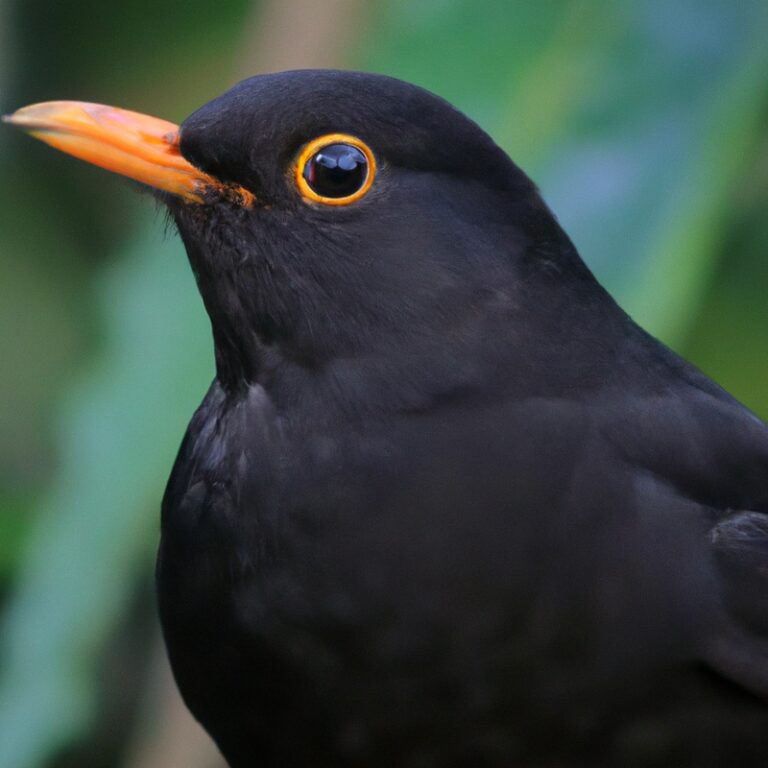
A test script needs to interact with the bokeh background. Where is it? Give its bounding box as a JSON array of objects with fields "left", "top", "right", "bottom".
[{"left": 1, "top": 1, "right": 767, "bottom": 766}]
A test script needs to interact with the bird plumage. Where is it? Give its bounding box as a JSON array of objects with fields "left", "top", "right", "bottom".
[
  {"left": 10, "top": 69, "right": 768, "bottom": 766},
  {"left": 153, "top": 70, "right": 768, "bottom": 766}
]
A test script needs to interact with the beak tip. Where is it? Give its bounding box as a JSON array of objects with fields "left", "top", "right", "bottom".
[{"left": 3, "top": 110, "right": 34, "bottom": 129}]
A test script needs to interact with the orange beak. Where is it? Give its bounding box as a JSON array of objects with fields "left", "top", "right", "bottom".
[{"left": 3, "top": 100, "right": 251, "bottom": 205}]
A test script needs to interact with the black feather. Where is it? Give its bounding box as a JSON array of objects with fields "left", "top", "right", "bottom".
[{"left": 154, "top": 70, "right": 768, "bottom": 766}]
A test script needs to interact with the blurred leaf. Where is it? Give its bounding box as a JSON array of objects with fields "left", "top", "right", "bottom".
[
  {"left": 0, "top": 180, "right": 89, "bottom": 489},
  {"left": 0, "top": 219, "right": 211, "bottom": 768},
  {"left": 682, "top": 142, "right": 768, "bottom": 419},
  {"left": 0, "top": 492, "right": 32, "bottom": 578}
]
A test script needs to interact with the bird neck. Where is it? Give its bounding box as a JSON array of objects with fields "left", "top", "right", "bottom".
[
  {"left": 211, "top": 325, "right": 262, "bottom": 390},
  {"left": 177, "top": 205, "right": 621, "bottom": 406}
]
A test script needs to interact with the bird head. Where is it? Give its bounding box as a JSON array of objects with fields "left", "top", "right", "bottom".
[{"left": 5, "top": 70, "right": 590, "bottom": 402}]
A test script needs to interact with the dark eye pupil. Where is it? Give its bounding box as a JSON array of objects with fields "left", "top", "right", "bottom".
[{"left": 304, "top": 143, "right": 368, "bottom": 198}]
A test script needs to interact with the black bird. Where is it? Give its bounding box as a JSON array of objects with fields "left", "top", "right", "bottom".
[{"left": 6, "top": 70, "right": 768, "bottom": 767}]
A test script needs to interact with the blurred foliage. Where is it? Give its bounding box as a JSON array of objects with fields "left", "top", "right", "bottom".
[
  {"left": 0, "top": 228, "right": 211, "bottom": 768},
  {"left": 0, "top": 1, "right": 766, "bottom": 766}
]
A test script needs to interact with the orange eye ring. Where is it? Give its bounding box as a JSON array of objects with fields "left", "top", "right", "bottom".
[{"left": 295, "top": 133, "right": 376, "bottom": 206}]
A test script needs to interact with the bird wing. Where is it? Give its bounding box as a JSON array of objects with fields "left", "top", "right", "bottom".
[
  {"left": 599, "top": 376, "right": 768, "bottom": 697},
  {"left": 708, "top": 509, "right": 768, "bottom": 696}
]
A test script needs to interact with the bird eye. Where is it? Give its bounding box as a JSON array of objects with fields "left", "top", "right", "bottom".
[{"left": 295, "top": 134, "right": 376, "bottom": 205}]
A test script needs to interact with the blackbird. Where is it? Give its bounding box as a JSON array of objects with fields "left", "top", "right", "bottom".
[{"left": 6, "top": 70, "right": 768, "bottom": 767}]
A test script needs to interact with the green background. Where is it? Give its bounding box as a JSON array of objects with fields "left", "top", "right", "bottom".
[{"left": 1, "top": 1, "right": 767, "bottom": 765}]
